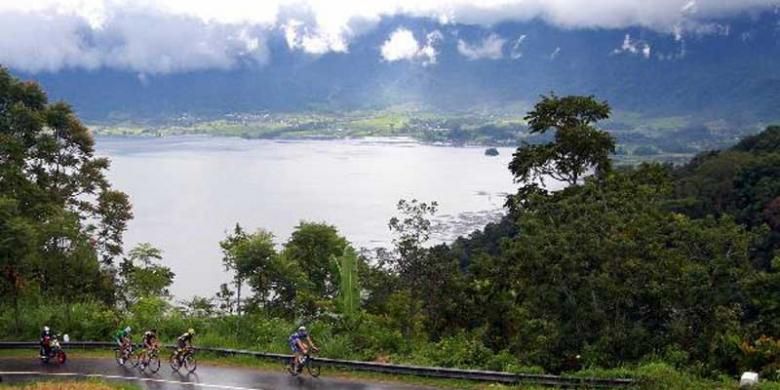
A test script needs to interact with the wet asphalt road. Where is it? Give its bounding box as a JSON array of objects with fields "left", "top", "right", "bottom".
[{"left": 0, "top": 356, "right": 433, "bottom": 390}]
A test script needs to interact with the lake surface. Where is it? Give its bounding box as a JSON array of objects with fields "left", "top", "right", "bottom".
[{"left": 96, "top": 136, "right": 540, "bottom": 298}]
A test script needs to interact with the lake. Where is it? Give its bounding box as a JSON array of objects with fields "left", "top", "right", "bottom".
[{"left": 96, "top": 136, "right": 544, "bottom": 298}]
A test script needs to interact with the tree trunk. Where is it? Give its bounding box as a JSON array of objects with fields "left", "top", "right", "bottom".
[
  {"left": 235, "top": 276, "right": 242, "bottom": 338},
  {"left": 13, "top": 289, "right": 20, "bottom": 335},
  {"left": 236, "top": 277, "right": 242, "bottom": 316}
]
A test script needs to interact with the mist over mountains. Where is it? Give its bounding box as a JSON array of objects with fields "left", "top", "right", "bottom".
[{"left": 10, "top": 10, "right": 780, "bottom": 124}]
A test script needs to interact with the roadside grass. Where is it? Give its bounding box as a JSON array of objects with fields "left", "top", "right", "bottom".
[{"left": 0, "top": 379, "right": 139, "bottom": 390}]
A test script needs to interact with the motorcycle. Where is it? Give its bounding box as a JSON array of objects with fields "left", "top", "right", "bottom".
[{"left": 40, "top": 334, "right": 69, "bottom": 365}]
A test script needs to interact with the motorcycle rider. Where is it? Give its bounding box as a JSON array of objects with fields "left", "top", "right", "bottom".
[{"left": 39, "top": 326, "right": 53, "bottom": 358}]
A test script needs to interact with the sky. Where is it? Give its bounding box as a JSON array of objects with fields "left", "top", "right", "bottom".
[{"left": 0, "top": 0, "right": 777, "bottom": 74}]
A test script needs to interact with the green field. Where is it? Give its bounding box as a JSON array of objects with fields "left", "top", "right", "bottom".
[{"left": 89, "top": 109, "right": 772, "bottom": 163}]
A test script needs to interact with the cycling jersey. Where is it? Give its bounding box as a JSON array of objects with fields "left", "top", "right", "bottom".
[
  {"left": 288, "top": 331, "right": 308, "bottom": 352},
  {"left": 177, "top": 332, "right": 193, "bottom": 348},
  {"left": 114, "top": 329, "right": 129, "bottom": 342},
  {"left": 143, "top": 331, "right": 156, "bottom": 346}
]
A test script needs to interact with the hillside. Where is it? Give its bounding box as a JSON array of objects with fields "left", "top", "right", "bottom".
[{"left": 15, "top": 12, "right": 780, "bottom": 129}]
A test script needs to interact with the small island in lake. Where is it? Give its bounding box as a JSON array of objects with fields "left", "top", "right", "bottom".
[{"left": 484, "top": 147, "right": 499, "bottom": 156}]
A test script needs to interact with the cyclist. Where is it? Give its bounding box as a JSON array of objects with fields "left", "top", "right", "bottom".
[
  {"left": 113, "top": 326, "right": 132, "bottom": 364},
  {"left": 288, "top": 326, "right": 318, "bottom": 371},
  {"left": 39, "top": 326, "right": 54, "bottom": 358},
  {"left": 174, "top": 328, "right": 195, "bottom": 362},
  {"left": 139, "top": 328, "right": 159, "bottom": 368}
]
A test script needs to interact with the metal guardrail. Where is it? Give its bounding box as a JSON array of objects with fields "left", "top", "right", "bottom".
[{"left": 0, "top": 341, "right": 637, "bottom": 388}]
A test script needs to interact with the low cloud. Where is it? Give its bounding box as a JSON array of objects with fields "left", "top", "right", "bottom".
[
  {"left": 381, "top": 28, "right": 442, "bottom": 65},
  {"left": 0, "top": 0, "right": 776, "bottom": 73},
  {"left": 457, "top": 33, "right": 506, "bottom": 60},
  {"left": 0, "top": 7, "right": 269, "bottom": 74}
]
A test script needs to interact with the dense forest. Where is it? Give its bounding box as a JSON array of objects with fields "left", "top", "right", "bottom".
[{"left": 1, "top": 67, "right": 779, "bottom": 386}]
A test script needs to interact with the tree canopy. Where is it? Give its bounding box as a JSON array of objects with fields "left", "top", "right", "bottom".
[
  {"left": 0, "top": 68, "right": 132, "bottom": 319},
  {"left": 509, "top": 94, "right": 615, "bottom": 188}
]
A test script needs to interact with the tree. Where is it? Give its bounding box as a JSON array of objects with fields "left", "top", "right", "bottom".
[
  {"left": 282, "top": 222, "right": 346, "bottom": 299},
  {"left": 119, "top": 243, "right": 174, "bottom": 307},
  {"left": 0, "top": 68, "right": 132, "bottom": 307},
  {"left": 335, "top": 245, "right": 360, "bottom": 317},
  {"left": 509, "top": 94, "right": 615, "bottom": 188},
  {"left": 179, "top": 296, "right": 216, "bottom": 318},
  {"left": 0, "top": 197, "right": 36, "bottom": 332},
  {"left": 384, "top": 199, "right": 440, "bottom": 338},
  {"left": 387, "top": 199, "right": 438, "bottom": 286},
  {"left": 215, "top": 282, "right": 236, "bottom": 314},
  {"left": 500, "top": 165, "right": 756, "bottom": 370},
  {"left": 221, "top": 225, "right": 277, "bottom": 315}
]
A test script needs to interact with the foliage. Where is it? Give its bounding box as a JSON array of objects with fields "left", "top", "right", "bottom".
[
  {"left": 740, "top": 336, "right": 780, "bottom": 380},
  {"left": 509, "top": 94, "right": 615, "bottom": 187},
  {"left": 3, "top": 82, "right": 780, "bottom": 385},
  {"left": 219, "top": 224, "right": 276, "bottom": 315},
  {"left": 281, "top": 222, "right": 346, "bottom": 302},
  {"left": 0, "top": 68, "right": 131, "bottom": 332},
  {"left": 336, "top": 245, "right": 360, "bottom": 317},
  {"left": 118, "top": 243, "right": 174, "bottom": 307}
]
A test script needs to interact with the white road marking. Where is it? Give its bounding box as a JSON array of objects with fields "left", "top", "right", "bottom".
[{"left": 0, "top": 371, "right": 264, "bottom": 390}]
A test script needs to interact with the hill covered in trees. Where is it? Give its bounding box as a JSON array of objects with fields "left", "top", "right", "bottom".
[{"left": 1, "top": 69, "right": 779, "bottom": 386}]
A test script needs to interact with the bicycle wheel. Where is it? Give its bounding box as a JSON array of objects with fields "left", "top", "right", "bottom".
[
  {"left": 148, "top": 354, "right": 161, "bottom": 373},
  {"left": 306, "top": 359, "right": 320, "bottom": 377},
  {"left": 55, "top": 350, "right": 67, "bottom": 365},
  {"left": 184, "top": 354, "right": 197, "bottom": 373},
  {"left": 169, "top": 352, "right": 181, "bottom": 371},
  {"left": 286, "top": 357, "right": 298, "bottom": 376},
  {"left": 130, "top": 350, "right": 142, "bottom": 368},
  {"left": 115, "top": 348, "right": 125, "bottom": 366}
]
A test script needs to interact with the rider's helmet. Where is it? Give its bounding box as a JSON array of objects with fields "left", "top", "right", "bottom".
[
  {"left": 188, "top": 328, "right": 195, "bottom": 335},
  {"left": 298, "top": 326, "right": 306, "bottom": 333},
  {"left": 43, "top": 326, "right": 50, "bottom": 332},
  {"left": 125, "top": 326, "right": 131, "bottom": 333}
]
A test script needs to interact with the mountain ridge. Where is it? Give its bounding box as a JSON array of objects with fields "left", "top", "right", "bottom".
[{"left": 9, "top": 12, "right": 780, "bottom": 125}]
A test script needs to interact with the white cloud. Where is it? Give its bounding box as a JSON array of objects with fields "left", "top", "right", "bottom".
[
  {"left": 550, "top": 47, "right": 561, "bottom": 60},
  {"left": 0, "top": 6, "right": 269, "bottom": 74},
  {"left": 510, "top": 35, "right": 526, "bottom": 59},
  {"left": 0, "top": 0, "right": 776, "bottom": 73},
  {"left": 381, "top": 28, "right": 441, "bottom": 65},
  {"left": 457, "top": 33, "right": 506, "bottom": 60},
  {"left": 282, "top": 18, "right": 349, "bottom": 54},
  {"left": 381, "top": 28, "right": 421, "bottom": 61},
  {"left": 613, "top": 33, "right": 652, "bottom": 59}
]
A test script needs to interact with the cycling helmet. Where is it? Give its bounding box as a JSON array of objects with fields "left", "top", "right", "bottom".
[
  {"left": 43, "top": 326, "right": 50, "bottom": 332},
  {"left": 188, "top": 328, "right": 195, "bottom": 335},
  {"left": 125, "top": 326, "right": 131, "bottom": 333},
  {"left": 298, "top": 326, "right": 306, "bottom": 332}
]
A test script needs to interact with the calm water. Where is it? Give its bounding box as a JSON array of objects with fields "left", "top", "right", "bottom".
[{"left": 96, "top": 136, "right": 540, "bottom": 298}]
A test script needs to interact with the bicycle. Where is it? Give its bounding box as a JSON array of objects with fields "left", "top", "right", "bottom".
[
  {"left": 169, "top": 347, "right": 197, "bottom": 374},
  {"left": 287, "top": 349, "right": 320, "bottom": 377},
  {"left": 138, "top": 346, "right": 161, "bottom": 373},
  {"left": 114, "top": 343, "right": 137, "bottom": 367}
]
